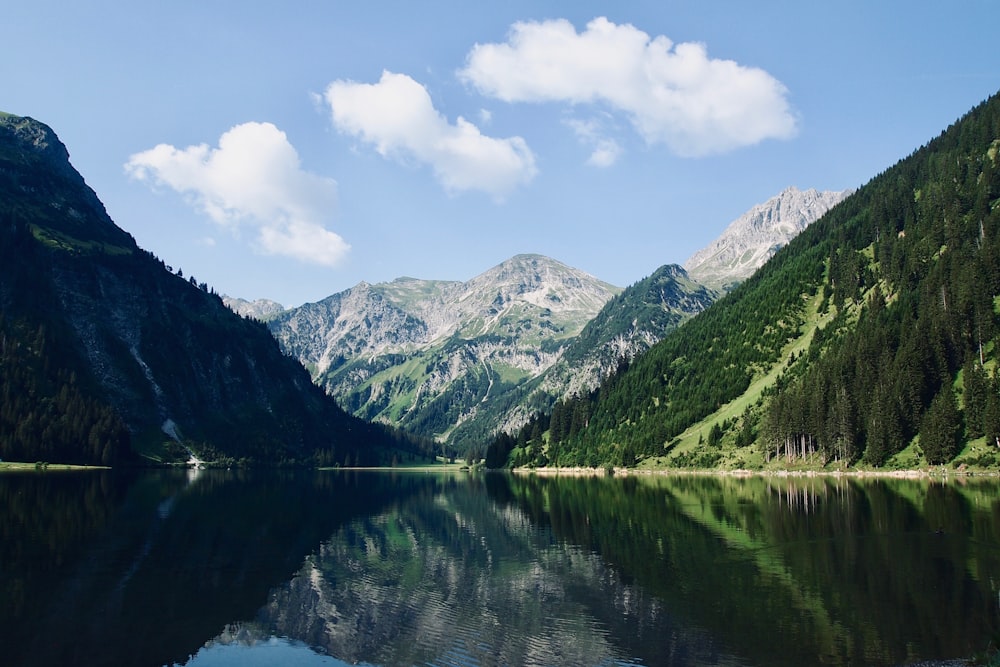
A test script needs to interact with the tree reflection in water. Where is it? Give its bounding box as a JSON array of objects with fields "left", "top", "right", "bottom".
[{"left": 2, "top": 470, "right": 998, "bottom": 667}]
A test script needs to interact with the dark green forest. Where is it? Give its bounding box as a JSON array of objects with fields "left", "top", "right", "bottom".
[
  {"left": 488, "top": 91, "right": 1000, "bottom": 470},
  {"left": 0, "top": 314, "right": 132, "bottom": 466},
  {"left": 0, "top": 113, "right": 432, "bottom": 467},
  {"left": 496, "top": 473, "right": 1000, "bottom": 664}
]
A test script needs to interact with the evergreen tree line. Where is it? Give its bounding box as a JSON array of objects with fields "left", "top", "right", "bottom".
[
  {"left": 2, "top": 190, "right": 430, "bottom": 468},
  {"left": 0, "top": 316, "right": 132, "bottom": 465},
  {"left": 486, "top": 229, "right": 830, "bottom": 468},
  {"left": 2, "top": 115, "right": 434, "bottom": 467},
  {"left": 485, "top": 91, "right": 1000, "bottom": 469},
  {"left": 762, "top": 93, "right": 1000, "bottom": 466}
]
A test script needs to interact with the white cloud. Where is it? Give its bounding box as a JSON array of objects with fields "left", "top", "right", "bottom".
[
  {"left": 459, "top": 17, "right": 798, "bottom": 157},
  {"left": 586, "top": 140, "right": 622, "bottom": 168},
  {"left": 565, "top": 117, "right": 622, "bottom": 167},
  {"left": 324, "top": 70, "right": 537, "bottom": 198},
  {"left": 125, "top": 122, "right": 348, "bottom": 266}
]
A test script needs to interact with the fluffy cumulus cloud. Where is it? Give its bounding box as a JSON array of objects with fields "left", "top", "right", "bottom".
[
  {"left": 324, "top": 70, "right": 537, "bottom": 198},
  {"left": 125, "top": 122, "right": 348, "bottom": 265},
  {"left": 459, "top": 17, "right": 798, "bottom": 157}
]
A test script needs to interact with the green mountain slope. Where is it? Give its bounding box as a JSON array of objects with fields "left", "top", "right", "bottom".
[
  {"left": 450, "top": 264, "right": 717, "bottom": 456},
  {"left": 266, "top": 255, "right": 620, "bottom": 454},
  {"left": 0, "top": 113, "right": 419, "bottom": 466},
  {"left": 492, "top": 91, "right": 1000, "bottom": 470}
]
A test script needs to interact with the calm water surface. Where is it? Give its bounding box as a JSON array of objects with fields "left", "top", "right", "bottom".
[{"left": 2, "top": 469, "right": 998, "bottom": 666}]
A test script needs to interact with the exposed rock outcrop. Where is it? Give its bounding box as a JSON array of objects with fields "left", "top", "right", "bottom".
[{"left": 684, "top": 186, "right": 852, "bottom": 290}]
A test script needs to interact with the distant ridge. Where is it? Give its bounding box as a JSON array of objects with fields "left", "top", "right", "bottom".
[
  {"left": 489, "top": 91, "right": 1000, "bottom": 471},
  {"left": 265, "top": 254, "right": 620, "bottom": 449},
  {"left": 685, "top": 186, "right": 852, "bottom": 290},
  {"left": 450, "top": 262, "right": 717, "bottom": 447},
  {"left": 223, "top": 296, "right": 286, "bottom": 321},
  {"left": 261, "top": 187, "right": 842, "bottom": 453}
]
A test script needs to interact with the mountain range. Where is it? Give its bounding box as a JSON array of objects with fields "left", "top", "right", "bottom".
[
  {"left": 256, "top": 255, "right": 618, "bottom": 453},
  {"left": 491, "top": 90, "right": 1000, "bottom": 471},
  {"left": 0, "top": 106, "right": 843, "bottom": 467},
  {"left": 8, "top": 87, "right": 994, "bottom": 472},
  {"left": 230, "top": 186, "right": 846, "bottom": 453}
]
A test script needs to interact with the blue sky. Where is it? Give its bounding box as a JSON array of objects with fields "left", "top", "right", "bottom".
[{"left": 4, "top": 1, "right": 999, "bottom": 306}]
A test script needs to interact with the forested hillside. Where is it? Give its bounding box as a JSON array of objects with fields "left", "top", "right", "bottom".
[
  {"left": 489, "top": 91, "right": 1000, "bottom": 470},
  {"left": 251, "top": 190, "right": 834, "bottom": 458},
  {"left": 458, "top": 264, "right": 716, "bottom": 458},
  {"left": 0, "top": 113, "right": 425, "bottom": 466}
]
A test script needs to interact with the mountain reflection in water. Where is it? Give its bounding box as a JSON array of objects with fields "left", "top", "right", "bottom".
[
  {"left": 2, "top": 470, "right": 998, "bottom": 667},
  {"left": 231, "top": 473, "right": 734, "bottom": 667}
]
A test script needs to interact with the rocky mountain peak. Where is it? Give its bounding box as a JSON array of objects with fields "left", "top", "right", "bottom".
[
  {"left": 684, "top": 186, "right": 852, "bottom": 290},
  {"left": 264, "top": 254, "right": 622, "bottom": 437},
  {"left": 0, "top": 113, "right": 124, "bottom": 245},
  {"left": 222, "top": 296, "right": 287, "bottom": 321},
  {"left": 467, "top": 254, "right": 617, "bottom": 318},
  {"left": 0, "top": 113, "right": 68, "bottom": 163}
]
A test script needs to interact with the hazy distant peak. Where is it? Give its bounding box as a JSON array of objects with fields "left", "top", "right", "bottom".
[
  {"left": 684, "top": 186, "right": 852, "bottom": 290},
  {"left": 265, "top": 253, "right": 622, "bottom": 429},
  {"left": 222, "top": 296, "right": 287, "bottom": 321}
]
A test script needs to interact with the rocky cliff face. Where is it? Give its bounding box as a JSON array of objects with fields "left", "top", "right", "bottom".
[
  {"left": 684, "top": 186, "right": 852, "bottom": 290},
  {"left": 0, "top": 112, "right": 402, "bottom": 465},
  {"left": 266, "top": 255, "right": 620, "bottom": 445},
  {"left": 222, "top": 296, "right": 286, "bottom": 321},
  {"left": 477, "top": 263, "right": 718, "bottom": 438},
  {"left": 266, "top": 187, "right": 839, "bottom": 452}
]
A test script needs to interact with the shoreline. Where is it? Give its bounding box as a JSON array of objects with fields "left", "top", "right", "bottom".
[
  {"left": 3, "top": 460, "right": 996, "bottom": 479},
  {"left": 513, "top": 465, "right": 1000, "bottom": 479},
  {"left": 318, "top": 463, "right": 470, "bottom": 472},
  {"left": 0, "top": 462, "right": 111, "bottom": 472}
]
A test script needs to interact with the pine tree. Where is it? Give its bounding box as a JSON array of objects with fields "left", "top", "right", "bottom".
[
  {"left": 962, "top": 358, "right": 988, "bottom": 439},
  {"left": 921, "top": 388, "right": 962, "bottom": 465},
  {"left": 983, "top": 373, "right": 1000, "bottom": 450}
]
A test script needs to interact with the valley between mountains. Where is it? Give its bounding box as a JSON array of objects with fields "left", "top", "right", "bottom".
[
  {"left": 5, "top": 91, "right": 999, "bottom": 472},
  {"left": 227, "top": 187, "right": 850, "bottom": 456}
]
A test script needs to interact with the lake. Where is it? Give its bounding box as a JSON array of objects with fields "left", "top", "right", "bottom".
[{"left": 2, "top": 469, "right": 998, "bottom": 667}]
